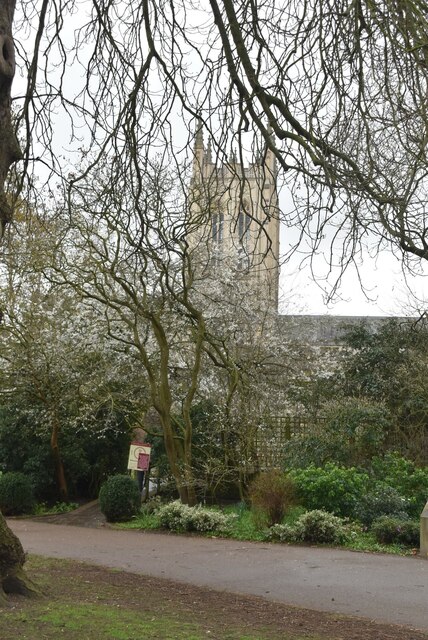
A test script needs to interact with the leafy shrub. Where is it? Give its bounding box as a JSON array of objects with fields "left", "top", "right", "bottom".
[
  {"left": 0, "top": 471, "right": 35, "bottom": 515},
  {"left": 288, "top": 463, "right": 368, "bottom": 518},
  {"left": 156, "top": 501, "right": 194, "bottom": 531},
  {"left": 267, "top": 510, "right": 349, "bottom": 545},
  {"left": 190, "top": 506, "right": 234, "bottom": 532},
  {"left": 248, "top": 470, "right": 295, "bottom": 527},
  {"left": 266, "top": 523, "right": 300, "bottom": 543},
  {"left": 99, "top": 474, "right": 141, "bottom": 522},
  {"left": 0, "top": 405, "right": 130, "bottom": 501},
  {"left": 156, "top": 500, "right": 235, "bottom": 532},
  {"left": 294, "top": 510, "right": 349, "bottom": 544},
  {"left": 371, "top": 516, "right": 420, "bottom": 546},
  {"left": 356, "top": 484, "right": 409, "bottom": 526},
  {"left": 370, "top": 454, "right": 428, "bottom": 518},
  {"left": 140, "top": 496, "right": 163, "bottom": 515},
  {"left": 283, "top": 399, "right": 390, "bottom": 469}
]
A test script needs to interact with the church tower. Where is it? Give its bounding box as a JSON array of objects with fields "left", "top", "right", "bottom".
[{"left": 188, "top": 122, "right": 280, "bottom": 310}]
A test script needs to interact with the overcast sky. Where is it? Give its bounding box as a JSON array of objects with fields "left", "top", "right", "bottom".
[{"left": 278, "top": 193, "right": 427, "bottom": 318}]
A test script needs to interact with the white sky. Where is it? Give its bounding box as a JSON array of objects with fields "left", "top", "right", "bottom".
[
  {"left": 277, "top": 193, "right": 427, "bottom": 318},
  {"left": 11, "top": 5, "right": 427, "bottom": 319}
]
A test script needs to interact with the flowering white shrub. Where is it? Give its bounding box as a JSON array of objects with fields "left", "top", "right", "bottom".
[
  {"left": 156, "top": 501, "right": 194, "bottom": 531},
  {"left": 295, "top": 509, "right": 349, "bottom": 544},
  {"left": 266, "top": 509, "right": 349, "bottom": 545},
  {"left": 265, "top": 523, "right": 299, "bottom": 543},
  {"left": 188, "top": 506, "right": 235, "bottom": 532},
  {"left": 156, "top": 500, "right": 235, "bottom": 532}
]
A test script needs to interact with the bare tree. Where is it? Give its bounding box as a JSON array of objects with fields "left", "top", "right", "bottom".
[
  {"left": 6, "top": 0, "right": 427, "bottom": 272},
  {"left": 2, "top": 0, "right": 428, "bottom": 599}
]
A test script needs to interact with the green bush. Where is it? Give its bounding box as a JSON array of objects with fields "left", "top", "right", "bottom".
[
  {"left": 0, "top": 405, "right": 130, "bottom": 501},
  {"left": 370, "top": 454, "right": 428, "bottom": 518},
  {"left": 356, "top": 484, "right": 409, "bottom": 526},
  {"left": 248, "top": 470, "right": 295, "bottom": 528},
  {"left": 156, "top": 501, "right": 193, "bottom": 530},
  {"left": 283, "top": 399, "right": 390, "bottom": 469},
  {"left": 0, "top": 472, "right": 35, "bottom": 515},
  {"left": 266, "top": 523, "right": 300, "bottom": 543},
  {"left": 99, "top": 474, "right": 141, "bottom": 522},
  {"left": 267, "top": 509, "right": 349, "bottom": 545},
  {"left": 371, "top": 515, "right": 420, "bottom": 546},
  {"left": 288, "top": 463, "right": 368, "bottom": 518},
  {"left": 156, "top": 500, "right": 235, "bottom": 533},
  {"left": 295, "top": 509, "right": 349, "bottom": 544}
]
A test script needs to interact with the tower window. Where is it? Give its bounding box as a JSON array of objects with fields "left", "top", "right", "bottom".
[
  {"left": 237, "top": 209, "right": 251, "bottom": 270},
  {"left": 212, "top": 211, "right": 224, "bottom": 245}
]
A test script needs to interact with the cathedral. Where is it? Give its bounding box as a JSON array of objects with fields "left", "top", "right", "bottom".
[
  {"left": 188, "top": 122, "right": 280, "bottom": 310},
  {"left": 187, "top": 122, "right": 398, "bottom": 346}
]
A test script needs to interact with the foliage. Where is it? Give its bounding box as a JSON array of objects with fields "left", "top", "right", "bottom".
[
  {"left": 283, "top": 399, "right": 390, "bottom": 469},
  {"left": 340, "top": 322, "right": 428, "bottom": 463},
  {"left": 294, "top": 510, "right": 350, "bottom": 544},
  {"left": 99, "top": 475, "right": 141, "bottom": 523},
  {"left": 265, "top": 523, "right": 300, "bottom": 543},
  {"left": 267, "top": 510, "right": 349, "bottom": 545},
  {"left": 371, "top": 516, "right": 420, "bottom": 547},
  {"left": 0, "top": 405, "right": 131, "bottom": 501},
  {"left": 355, "top": 484, "right": 409, "bottom": 527},
  {"left": 289, "top": 463, "right": 368, "bottom": 518},
  {"left": 156, "top": 501, "right": 235, "bottom": 533},
  {"left": 187, "top": 401, "right": 237, "bottom": 501},
  {"left": 147, "top": 400, "right": 239, "bottom": 503},
  {"left": 369, "top": 453, "right": 428, "bottom": 519},
  {"left": 116, "top": 499, "right": 415, "bottom": 555},
  {"left": 0, "top": 472, "right": 35, "bottom": 516},
  {"left": 34, "top": 502, "right": 79, "bottom": 516},
  {"left": 248, "top": 470, "right": 295, "bottom": 527},
  {"left": 296, "top": 322, "right": 428, "bottom": 469}
]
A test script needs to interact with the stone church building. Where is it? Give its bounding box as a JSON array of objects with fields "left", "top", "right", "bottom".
[{"left": 188, "top": 122, "right": 390, "bottom": 345}]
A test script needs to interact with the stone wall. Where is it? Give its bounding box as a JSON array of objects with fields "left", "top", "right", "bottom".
[{"left": 278, "top": 315, "right": 411, "bottom": 345}]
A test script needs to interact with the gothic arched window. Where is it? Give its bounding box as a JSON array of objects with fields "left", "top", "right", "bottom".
[
  {"left": 212, "top": 211, "right": 224, "bottom": 245},
  {"left": 237, "top": 208, "right": 251, "bottom": 269}
]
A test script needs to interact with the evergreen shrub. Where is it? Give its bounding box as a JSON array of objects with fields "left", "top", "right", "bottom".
[
  {"left": 294, "top": 509, "right": 349, "bottom": 544},
  {"left": 370, "top": 454, "right": 428, "bottom": 518},
  {"left": 267, "top": 509, "right": 349, "bottom": 545},
  {"left": 356, "top": 484, "right": 409, "bottom": 526},
  {"left": 283, "top": 399, "right": 389, "bottom": 469},
  {"left": 288, "top": 463, "right": 368, "bottom": 518},
  {"left": 156, "top": 500, "right": 235, "bottom": 532},
  {"left": 371, "top": 516, "right": 420, "bottom": 546},
  {"left": 266, "top": 523, "right": 300, "bottom": 543},
  {"left": 0, "top": 471, "right": 35, "bottom": 515},
  {"left": 99, "top": 474, "right": 141, "bottom": 522}
]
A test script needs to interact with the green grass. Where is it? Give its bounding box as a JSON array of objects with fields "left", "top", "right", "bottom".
[
  {"left": 36, "top": 603, "right": 202, "bottom": 639},
  {"left": 113, "top": 510, "right": 161, "bottom": 530},
  {"left": 34, "top": 501, "right": 79, "bottom": 516},
  {"left": 343, "top": 529, "right": 415, "bottom": 555}
]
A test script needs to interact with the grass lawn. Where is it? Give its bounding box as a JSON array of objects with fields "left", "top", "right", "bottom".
[{"left": 1, "top": 556, "right": 426, "bottom": 640}]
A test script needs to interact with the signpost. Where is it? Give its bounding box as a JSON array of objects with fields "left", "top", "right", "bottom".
[{"left": 127, "top": 442, "right": 152, "bottom": 471}]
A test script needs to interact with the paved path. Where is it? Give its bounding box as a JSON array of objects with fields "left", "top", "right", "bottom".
[{"left": 8, "top": 516, "right": 428, "bottom": 632}]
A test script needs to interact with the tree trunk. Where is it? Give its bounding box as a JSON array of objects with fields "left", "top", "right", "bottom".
[
  {"left": 162, "top": 423, "right": 197, "bottom": 506},
  {"left": 51, "top": 415, "right": 68, "bottom": 499},
  {"left": 0, "top": 0, "right": 39, "bottom": 606},
  {"left": 0, "top": 511, "right": 41, "bottom": 604},
  {"left": 0, "top": 0, "right": 22, "bottom": 234}
]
